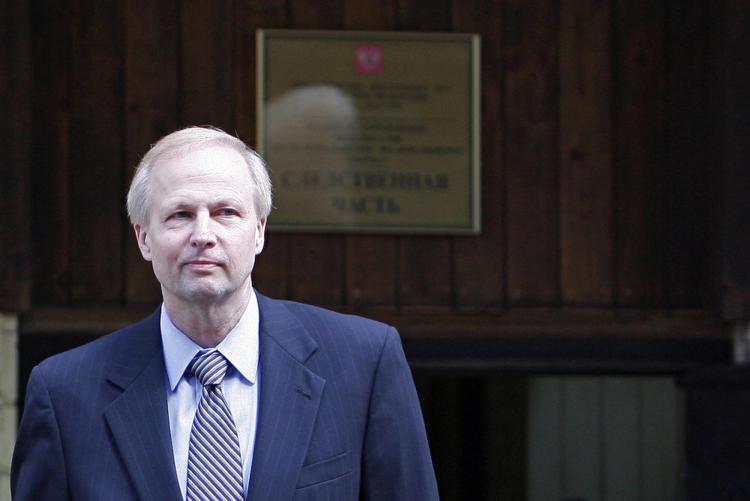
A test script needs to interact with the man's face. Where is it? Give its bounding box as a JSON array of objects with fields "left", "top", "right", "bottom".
[{"left": 134, "top": 144, "right": 266, "bottom": 307}]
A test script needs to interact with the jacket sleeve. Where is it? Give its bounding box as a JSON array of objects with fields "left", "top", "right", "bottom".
[
  {"left": 11, "top": 366, "right": 71, "bottom": 501},
  {"left": 361, "top": 327, "right": 440, "bottom": 500}
]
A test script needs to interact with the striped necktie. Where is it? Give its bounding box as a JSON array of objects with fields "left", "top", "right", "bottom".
[{"left": 186, "top": 350, "right": 244, "bottom": 501}]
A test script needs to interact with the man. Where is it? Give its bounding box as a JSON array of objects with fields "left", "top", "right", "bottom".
[{"left": 11, "top": 127, "right": 439, "bottom": 500}]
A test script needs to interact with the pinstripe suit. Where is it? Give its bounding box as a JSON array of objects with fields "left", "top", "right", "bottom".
[{"left": 11, "top": 292, "right": 439, "bottom": 500}]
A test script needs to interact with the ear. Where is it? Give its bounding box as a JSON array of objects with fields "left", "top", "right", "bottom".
[
  {"left": 134, "top": 224, "right": 153, "bottom": 261},
  {"left": 254, "top": 217, "right": 267, "bottom": 255}
]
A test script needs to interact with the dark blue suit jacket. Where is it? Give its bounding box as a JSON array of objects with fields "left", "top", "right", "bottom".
[{"left": 11, "top": 293, "right": 439, "bottom": 500}]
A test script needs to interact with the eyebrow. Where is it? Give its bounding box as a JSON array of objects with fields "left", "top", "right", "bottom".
[{"left": 161, "top": 197, "right": 247, "bottom": 210}]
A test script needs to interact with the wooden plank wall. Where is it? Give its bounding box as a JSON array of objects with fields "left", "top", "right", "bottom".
[
  {"left": 716, "top": 0, "right": 750, "bottom": 319},
  {"left": 1, "top": 0, "right": 716, "bottom": 318},
  {"left": 0, "top": 0, "right": 31, "bottom": 311}
]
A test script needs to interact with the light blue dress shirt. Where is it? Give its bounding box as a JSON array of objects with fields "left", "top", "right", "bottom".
[{"left": 160, "top": 292, "right": 260, "bottom": 500}]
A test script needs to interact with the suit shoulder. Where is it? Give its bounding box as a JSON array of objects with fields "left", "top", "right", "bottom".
[
  {"left": 277, "top": 299, "right": 393, "bottom": 335},
  {"left": 35, "top": 310, "right": 159, "bottom": 381},
  {"left": 265, "top": 298, "right": 406, "bottom": 382},
  {"left": 265, "top": 297, "right": 397, "bottom": 358}
]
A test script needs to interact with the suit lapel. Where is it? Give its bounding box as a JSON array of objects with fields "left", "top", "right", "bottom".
[
  {"left": 247, "top": 294, "right": 325, "bottom": 501},
  {"left": 103, "top": 310, "right": 182, "bottom": 501}
]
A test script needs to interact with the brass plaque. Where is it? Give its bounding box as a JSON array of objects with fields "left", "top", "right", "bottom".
[{"left": 257, "top": 29, "right": 481, "bottom": 234}]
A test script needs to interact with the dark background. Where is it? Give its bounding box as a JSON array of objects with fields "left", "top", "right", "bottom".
[{"left": 2, "top": 0, "right": 749, "bottom": 499}]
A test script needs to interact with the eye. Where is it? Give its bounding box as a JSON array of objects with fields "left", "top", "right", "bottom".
[
  {"left": 170, "top": 210, "right": 192, "bottom": 220},
  {"left": 216, "top": 208, "right": 239, "bottom": 217}
]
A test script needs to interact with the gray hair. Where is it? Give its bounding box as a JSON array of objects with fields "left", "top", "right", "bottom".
[{"left": 126, "top": 126, "right": 273, "bottom": 226}]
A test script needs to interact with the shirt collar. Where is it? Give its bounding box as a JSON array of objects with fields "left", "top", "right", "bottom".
[{"left": 160, "top": 290, "right": 260, "bottom": 391}]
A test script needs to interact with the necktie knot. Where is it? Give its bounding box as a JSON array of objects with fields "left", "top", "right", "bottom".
[{"left": 189, "top": 350, "right": 229, "bottom": 387}]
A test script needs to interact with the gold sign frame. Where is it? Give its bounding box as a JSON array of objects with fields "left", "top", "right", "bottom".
[{"left": 257, "top": 29, "right": 481, "bottom": 234}]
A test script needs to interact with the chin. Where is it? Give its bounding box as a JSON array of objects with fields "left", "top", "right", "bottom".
[
  {"left": 178, "top": 284, "right": 231, "bottom": 304},
  {"left": 193, "top": 290, "right": 230, "bottom": 303}
]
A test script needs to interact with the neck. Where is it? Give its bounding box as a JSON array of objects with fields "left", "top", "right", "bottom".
[{"left": 163, "top": 290, "right": 252, "bottom": 348}]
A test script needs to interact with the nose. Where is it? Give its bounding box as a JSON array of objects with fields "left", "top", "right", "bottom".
[{"left": 189, "top": 212, "right": 216, "bottom": 249}]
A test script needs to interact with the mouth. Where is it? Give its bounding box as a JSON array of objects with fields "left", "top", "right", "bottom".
[{"left": 183, "top": 260, "right": 221, "bottom": 271}]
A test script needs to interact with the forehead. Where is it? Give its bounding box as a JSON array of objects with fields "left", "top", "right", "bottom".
[{"left": 150, "top": 144, "right": 254, "bottom": 200}]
